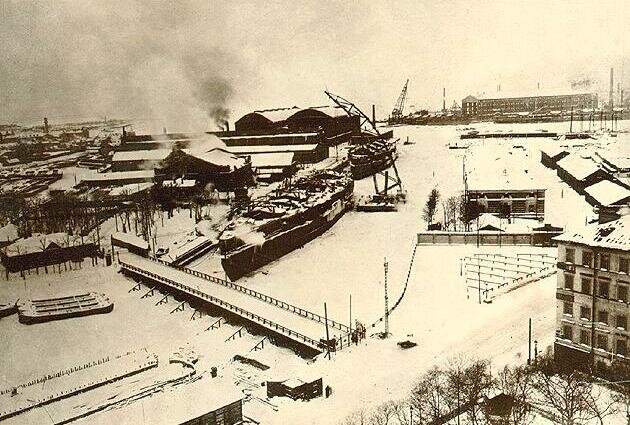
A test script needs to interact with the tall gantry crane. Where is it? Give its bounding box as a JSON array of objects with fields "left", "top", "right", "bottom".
[{"left": 390, "top": 79, "right": 409, "bottom": 122}]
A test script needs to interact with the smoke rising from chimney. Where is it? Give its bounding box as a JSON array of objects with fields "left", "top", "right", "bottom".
[{"left": 0, "top": 1, "right": 246, "bottom": 132}]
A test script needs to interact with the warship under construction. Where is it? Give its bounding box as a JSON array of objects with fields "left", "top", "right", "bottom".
[
  {"left": 219, "top": 170, "right": 354, "bottom": 281},
  {"left": 349, "top": 138, "right": 397, "bottom": 180}
]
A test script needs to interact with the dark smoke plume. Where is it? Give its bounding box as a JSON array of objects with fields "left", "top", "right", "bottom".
[{"left": 0, "top": 1, "right": 245, "bottom": 132}]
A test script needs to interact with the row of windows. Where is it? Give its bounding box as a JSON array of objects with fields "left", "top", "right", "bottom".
[
  {"left": 563, "top": 273, "right": 629, "bottom": 301},
  {"left": 565, "top": 247, "right": 629, "bottom": 273},
  {"left": 561, "top": 325, "right": 627, "bottom": 355},
  {"left": 563, "top": 302, "right": 628, "bottom": 329}
]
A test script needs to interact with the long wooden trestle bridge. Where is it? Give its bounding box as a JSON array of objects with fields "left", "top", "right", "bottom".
[{"left": 119, "top": 253, "right": 353, "bottom": 355}]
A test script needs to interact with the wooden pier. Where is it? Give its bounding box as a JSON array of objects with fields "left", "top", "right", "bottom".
[{"left": 119, "top": 254, "right": 352, "bottom": 355}]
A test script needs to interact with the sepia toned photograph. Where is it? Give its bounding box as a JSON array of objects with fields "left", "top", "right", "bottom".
[{"left": 1, "top": 1, "right": 629, "bottom": 423}]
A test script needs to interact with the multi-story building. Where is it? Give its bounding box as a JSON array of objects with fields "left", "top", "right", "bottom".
[
  {"left": 462, "top": 92, "right": 598, "bottom": 117},
  {"left": 554, "top": 213, "right": 630, "bottom": 371}
]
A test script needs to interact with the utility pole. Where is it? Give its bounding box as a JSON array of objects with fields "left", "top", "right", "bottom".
[
  {"left": 324, "top": 302, "right": 331, "bottom": 358},
  {"left": 528, "top": 317, "right": 532, "bottom": 365},
  {"left": 384, "top": 258, "right": 389, "bottom": 337},
  {"left": 349, "top": 294, "right": 352, "bottom": 333}
]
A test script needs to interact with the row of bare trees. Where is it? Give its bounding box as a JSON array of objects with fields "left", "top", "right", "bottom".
[{"left": 342, "top": 354, "right": 629, "bottom": 425}]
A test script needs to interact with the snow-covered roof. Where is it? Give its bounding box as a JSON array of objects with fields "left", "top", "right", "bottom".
[
  {"left": 250, "top": 152, "right": 295, "bottom": 168},
  {"left": 471, "top": 213, "right": 504, "bottom": 231},
  {"left": 556, "top": 154, "right": 601, "bottom": 181},
  {"left": 220, "top": 132, "right": 319, "bottom": 140},
  {"left": 540, "top": 144, "right": 568, "bottom": 159},
  {"left": 253, "top": 107, "right": 301, "bottom": 122},
  {"left": 112, "top": 149, "right": 171, "bottom": 162},
  {"left": 227, "top": 144, "right": 318, "bottom": 154},
  {"left": 555, "top": 214, "right": 630, "bottom": 251},
  {"left": 5, "top": 232, "right": 75, "bottom": 255},
  {"left": 0, "top": 223, "right": 18, "bottom": 242},
  {"left": 111, "top": 232, "right": 149, "bottom": 250},
  {"left": 108, "top": 182, "right": 154, "bottom": 196},
  {"left": 162, "top": 179, "right": 196, "bottom": 188},
  {"left": 81, "top": 170, "right": 155, "bottom": 182},
  {"left": 182, "top": 147, "right": 245, "bottom": 168},
  {"left": 584, "top": 180, "right": 630, "bottom": 206}
]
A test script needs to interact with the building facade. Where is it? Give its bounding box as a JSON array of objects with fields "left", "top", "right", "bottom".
[
  {"left": 466, "top": 189, "right": 545, "bottom": 218},
  {"left": 554, "top": 214, "right": 630, "bottom": 371},
  {"left": 462, "top": 93, "right": 598, "bottom": 116}
]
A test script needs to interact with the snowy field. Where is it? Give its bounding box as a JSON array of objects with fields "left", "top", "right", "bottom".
[{"left": 1, "top": 121, "right": 628, "bottom": 424}]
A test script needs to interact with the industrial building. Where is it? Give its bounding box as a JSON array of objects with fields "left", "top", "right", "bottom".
[
  {"left": 462, "top": 92, "right": 597, "bottom": 117},
  {"left": 554, "top": 213, "right": 630, "bottom": 371}
]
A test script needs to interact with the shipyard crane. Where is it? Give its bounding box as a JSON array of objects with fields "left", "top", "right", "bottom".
[
  {"left": 324, "top": 90, "right": 405, "bottom": 204},
  {"left": 390, "top": 79, "right": 409, "bottom": 122}
]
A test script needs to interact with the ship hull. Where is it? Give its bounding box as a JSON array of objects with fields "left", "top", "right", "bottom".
[
  {"left": 350, "top": 155, "right": 394, "bottom": 180},
  {"left": 221, "top": 197, "right": 349, "bottom": 281}
]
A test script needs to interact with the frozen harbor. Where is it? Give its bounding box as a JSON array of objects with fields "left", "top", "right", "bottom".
[{"left": 3, "top": 119, "right": 622, "bottom": 423}]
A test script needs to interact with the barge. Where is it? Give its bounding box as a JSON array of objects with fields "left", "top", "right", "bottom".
[
  {"left": 219, "top": 170, "right": 353, "bottom": 281},
  {"left": 0, "top": 301, "right": 17, "bottom": 318},
  {"left": 17, "top": 292, "right": 114, "bottom": 324}
]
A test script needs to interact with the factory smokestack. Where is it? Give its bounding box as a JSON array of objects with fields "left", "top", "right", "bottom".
[
  {"left": 609, "top": 67, "right": 614, "bottom": 111},
  {"left": 43, "top": 117, "right": 49, "bottom": 134},
  {"left": 442, "top": 88, "right": 446, "bottom": 112}
]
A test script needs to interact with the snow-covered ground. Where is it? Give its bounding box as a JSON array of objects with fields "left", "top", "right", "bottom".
[{"left": 1, "top": 121, "right": 628, "bottom": 424}]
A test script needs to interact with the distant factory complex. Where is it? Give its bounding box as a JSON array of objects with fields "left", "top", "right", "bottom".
[{"left": 461, "top": 92, "right": 598, "bottom": 117}]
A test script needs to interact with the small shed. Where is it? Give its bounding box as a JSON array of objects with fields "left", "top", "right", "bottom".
[
  {"left": 267, "top": 376, "right": 323, "bottom": 401},
  {"left": 111, "top": 232, "right": 149, "bottom": 257}
]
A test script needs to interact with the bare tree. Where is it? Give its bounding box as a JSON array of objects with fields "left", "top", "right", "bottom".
[
  {"left": 532, "top": 369, "right": 616, "bottom": 425},
  {"left": 342, "top": 409, "right": 368, "bottom": 425},
  {"left": 409, "top": 366, "right": 449, "bottom": 423},
  {"left": 496, "top": 364, "right": 536, "bottom": 425},
  {"left": 461, "top": 359, "right": 493, "bottom": 424},
  {"left": 369, "top": 401, "right": 397, "bottom": 425}
]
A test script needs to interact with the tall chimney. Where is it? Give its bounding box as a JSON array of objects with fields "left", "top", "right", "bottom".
[
  {"left": 372, "top": 104, "right": 376, "bottom": 125},
  {"left": 224, "top": 120, "right": 230, "bottom": 132},
  {"left": 609, "top": 67, "right": 614, "bottom": 111},
  {"left": 43, "top": 117, "right": 49, "bottom": 134},
  {"left": 442, "top": 88, "right": 446, "bottom": 112}
]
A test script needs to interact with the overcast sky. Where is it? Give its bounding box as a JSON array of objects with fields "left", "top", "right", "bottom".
[{"left": 1, "top": 0, "right": 629, "bottom": 131}]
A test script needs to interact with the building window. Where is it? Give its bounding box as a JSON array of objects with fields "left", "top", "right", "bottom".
[
  {"left": 600, "top": 254, "right": 610, "bottom": 270},
  {"left": 580, "top": 306, "right": 591, "bottom": 320},
  {"left": 562, "top": 325, "right": 573, "bottom": 341},
  {"left": 618, "top": 285, "right": 629, "bottom": 303},
  {"left": 617, "top": 315, "right": 628, "bottom": 330},
  {"left": 563, "top": 302, "right": 573, "bottom": 316},
  {"left": 564, "top": 273, "right": 574, "bottom": 290},
  {"left": 620, "top": 258, "right": 629, "bottom": 274},
  {"left": 565, "top": 248, "right": 575, "bottom": 263},
  {"left": 580, "top": 330, "right": 591, "bottom": 345},
  {"left": 597, "top": 334, "right": 608, "bottom": 351},
  {"left": 581, "top": 278, "right": 591, "bottom": 294},
  {"left": 598, "top": 310, "right": 608, "bottom": 324},
  {"left": 598, "top": 281, "right": 609, "bottom": 298},
  {"left": 582, "top": 251, "right": 593, "bottom": 267},
  {"left": 616, "top": 339, "right": 627, "bottom": 356}
]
